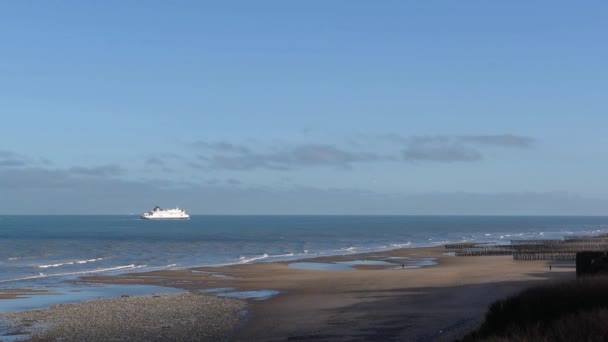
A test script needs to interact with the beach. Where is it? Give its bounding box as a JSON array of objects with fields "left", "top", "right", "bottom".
[
  {"left": 1, "top": 245, "right": 575, "bottom": 341},
  {"left": 2, "top": 294, "right": 247, "bottom": 342}
]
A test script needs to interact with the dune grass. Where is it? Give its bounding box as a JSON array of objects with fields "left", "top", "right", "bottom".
[{"left": 460, "top": 276, "right": 608, "bottom": 341}]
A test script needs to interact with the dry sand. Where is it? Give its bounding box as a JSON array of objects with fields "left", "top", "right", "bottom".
[
  {"left": 1, "top": 246, "right": 576, "bottom": 341},
  {"left": 76, "top": 246, "right": 575, "bottom": 341}
]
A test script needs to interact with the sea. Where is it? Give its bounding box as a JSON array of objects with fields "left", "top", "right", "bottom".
[{"left": 1, "top": 215, "right": 608, "bottom": 312}]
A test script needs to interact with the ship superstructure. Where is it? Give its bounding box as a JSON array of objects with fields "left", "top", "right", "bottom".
[{"left": 141, "top": 206, "right": 190, "bottom": 220}]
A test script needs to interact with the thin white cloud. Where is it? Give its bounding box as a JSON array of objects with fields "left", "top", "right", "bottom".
[
  {"left": 69, "top": 164, "right": 126, "bottom": 177},
  {"left": 389, "top": 134, "right": 534, "bottom": 163},
  {"left": 402, "top": 145, "right": 482, "bottom": 162},
  {"left": 0, "top": 149, "right": 29, "bottom": 167},
  {"left": 194, "top": 142, "right": 385, "bottom": 171}
]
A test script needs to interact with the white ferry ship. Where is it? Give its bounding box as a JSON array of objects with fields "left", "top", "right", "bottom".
[{"left": 141, "top": 206, "right": 190, "bottom": 220}]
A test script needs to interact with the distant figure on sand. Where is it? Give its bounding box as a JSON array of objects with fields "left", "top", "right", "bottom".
[
  {"left": 402, "top": 264, "right": 405, "bottom": 269},
  {"left": 550, "top": 265, "right": 552, "bottom": 271}
]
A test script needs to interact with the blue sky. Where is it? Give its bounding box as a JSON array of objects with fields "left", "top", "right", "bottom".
[{"left": 1, "top": 2, "right": 607, "bottom": 214}]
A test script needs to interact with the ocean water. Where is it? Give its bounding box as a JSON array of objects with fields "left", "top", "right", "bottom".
[{"left": 2, "top": 215, "right": 608, "bottom": 290}]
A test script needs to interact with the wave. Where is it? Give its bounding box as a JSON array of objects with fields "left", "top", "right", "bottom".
[
  {"left": 38, "top": 258, "right": 104, "bottom": 269},
  {"left": 63, "top": 264, "right": 145, "bottom": 275},
  {"left": 76, "top": 258, "right": 104, "bottom": 264},
  {"left": 0, "top": 264, "right": 145, "bottom": 284},
  {"left": 237, "top": 252, "right": 300, "bottom": 265},
  {"left": 239, "top": 254, "right": 269, "bottom": 264},
  {"left": 9, "top": 227, "right": 608, "bottom": 285},
  {"left": 264, "top": 252, "right": 299, "bottom": 261},
  {"left": 430, "top": 240, "right": 451, "bottom": 245},
  {"left": 269, "top": 252, "right": 295, "bottom": 258},
  {"left": 390, "top": 242, "right": 412, "bottom": 248},
  {"left": 38, "top": 261, "right": 75, "bottom": 268},
  {"left": 122, "top": 263, "right": 179, "bottom": 272}
]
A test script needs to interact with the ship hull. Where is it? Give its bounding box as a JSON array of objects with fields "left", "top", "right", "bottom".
[{"left": 140, "top": 216, "right": 190, "bottom": 220}]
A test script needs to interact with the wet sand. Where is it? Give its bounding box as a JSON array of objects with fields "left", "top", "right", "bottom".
[
  {"left": 76, "top": 246, "right": 575, "bottom": 341},
  {"left": 0, "top": 289, "right": 49, "bottom": 300},
  {"left": 1, "top": 246, "right": 575, "bottom": 341}
]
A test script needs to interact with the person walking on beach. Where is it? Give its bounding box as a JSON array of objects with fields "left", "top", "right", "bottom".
[{"left": 401, "top": 264, "right": 405, "bottom": 269}]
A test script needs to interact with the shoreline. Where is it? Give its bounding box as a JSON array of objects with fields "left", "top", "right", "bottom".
[{"left": 1, "top": 245, "right": 576, "bottom": 341}]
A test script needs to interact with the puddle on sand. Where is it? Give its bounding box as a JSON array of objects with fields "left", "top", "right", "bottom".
[
  {"left": 216, "top": 290, "right": 279, "bottom": 301},
  {"left": 392, "top": 258, "right": 437, "bottom": 269},
  {"left": 336, "top": 260, "right": 395, "bottom": 266},
  {"left": 201, "top": 287, "right": 235, "bottom": 293},
  {"left": 0, "top": 323, "right": 47, "bottom": 342},
  {"left": 288, "top": 262, "right": 354, "bottom": 271},
  {"left": 0, "top": 284, "right": 185, "bottom": 313},
  {"left": 1, "top": 329, "right": 32, "bottom": 342},
  {"left": 210, "top": 274, "right": 234, "bottom": 279},
  {"left": 289, "top": 258, "right": 437, "bottom": 271},
  {"left": 190, "top": 270, "right": 234, "bottom": 279},
  {"left": 201, "top": 288, "right": 279, "bottom": 301}
]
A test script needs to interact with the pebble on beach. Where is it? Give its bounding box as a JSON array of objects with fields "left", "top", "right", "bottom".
[{"left": 1, "top": 293, "right": 248, "bottom": 342}]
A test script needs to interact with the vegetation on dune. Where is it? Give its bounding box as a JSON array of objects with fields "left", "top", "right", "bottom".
[{"left": 460, "top": 276, "right": 608, "bottom": 341}]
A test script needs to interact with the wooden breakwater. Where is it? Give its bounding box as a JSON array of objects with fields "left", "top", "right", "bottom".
[{"left": 446, "top": 234, "right": 608, "bottom": 261}]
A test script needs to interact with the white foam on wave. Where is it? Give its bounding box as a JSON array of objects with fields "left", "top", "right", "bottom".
[
  {"left": 38, "top": 258, "right": 104, "bottom": 269},
  {"left": 239, "top": 254, "right": 269, "bottom": 264},
  {"left": 271, "top": 253, "right": 295, "bottom": 258},
  {"left": 236, "top": 252, "right": 297, "bottom": 265},
  {"left": 0, "top": 264, "right": 145, "bottom": 284},
  {"left": 38, "top": 262, "right": 75, "bottom": 269},
  {"left": 76, "top": 258, "right": 104, "bottom": 264},
  {"left": 430, "top": 240, "right": 451, "bottom": 245},
  {"left": 69, "top": 264, "right": 145, "bottom": 275},
  {"left": 128, "top": 263, "right": 179, "bottom": 272}
]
